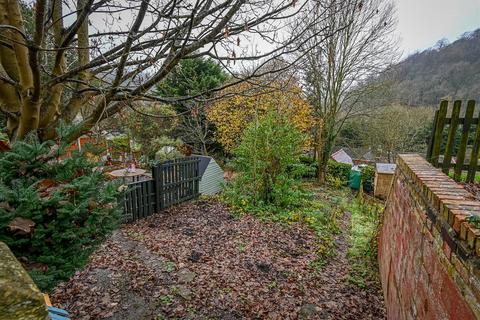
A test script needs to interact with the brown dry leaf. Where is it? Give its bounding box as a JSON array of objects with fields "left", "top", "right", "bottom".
[
  {"left": 8, "top": 217, "right": 35, "bottom": 234},
  {"left": 38, "top": 179, "right": 57, "bottom": 191},
  {"left": 0, "top": 202, "right": 13, "bottom": 211},
  {"left": 0, "top": 140, "right": 11, "bottom": 152}
]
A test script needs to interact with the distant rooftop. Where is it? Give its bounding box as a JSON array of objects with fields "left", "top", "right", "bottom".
[{"left": 330, "top": 149, "right": 354, "bottom": 165}]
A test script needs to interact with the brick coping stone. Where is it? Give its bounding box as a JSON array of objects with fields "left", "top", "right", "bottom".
[{"left": 397, "top": 154, "right": 480, "bottom": 257}]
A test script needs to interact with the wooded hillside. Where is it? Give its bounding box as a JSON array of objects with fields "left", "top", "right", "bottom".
[{"left": 385, "top": 29, "right": 480, "bottom": 106}]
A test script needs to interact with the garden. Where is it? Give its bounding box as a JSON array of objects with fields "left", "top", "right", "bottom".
[
  {"left": 1, "top": 108, "right": 385, "bottom": 319},
  {"left": 0, "top": 0, "right": 415, "bottom": 319}
]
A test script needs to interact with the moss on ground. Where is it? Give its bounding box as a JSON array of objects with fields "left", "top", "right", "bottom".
[{"left": 344, "top": 195, "right": 384, "bottom": 288}]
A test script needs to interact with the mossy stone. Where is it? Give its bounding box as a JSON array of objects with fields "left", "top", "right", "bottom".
[{"left": 0, "top": 242, "right": 48, "bottom": 320}]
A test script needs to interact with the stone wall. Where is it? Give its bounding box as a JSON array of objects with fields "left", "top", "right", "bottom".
[
  {"left": 0, "top": 242, "right": 48, "bottom": 320},
  {"left": 379, "top": 154, "right": 480, "bottom": 319}
]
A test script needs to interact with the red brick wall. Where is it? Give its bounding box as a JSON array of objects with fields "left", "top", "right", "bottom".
[{"left": 379, "top": 154, "right": 480, "bottom": 319}]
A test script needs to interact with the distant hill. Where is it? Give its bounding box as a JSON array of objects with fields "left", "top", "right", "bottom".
[{"left": 384, "top": 29, "right": 480, "bottom": 106}]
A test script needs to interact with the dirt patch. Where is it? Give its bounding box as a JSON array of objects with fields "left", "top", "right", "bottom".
[
  {"left": 52, "top": 199, "right": 385, "bottom": 319},
  {"left": 463, "top": 183, "right": 480, "bottom": 201}
]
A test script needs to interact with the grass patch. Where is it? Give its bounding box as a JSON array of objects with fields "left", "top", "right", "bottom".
[
  {"left": 164, "top": 260, "right": 176, "bottom": 273},
  {"left": 344, "top": 195, "right": 384, "bottom": 288},
  {"left": 447, "top": 170, "right": 480, "bottom": 183},
  {"left": 158, "top": 294, "right": 174, "bottom": 305}
]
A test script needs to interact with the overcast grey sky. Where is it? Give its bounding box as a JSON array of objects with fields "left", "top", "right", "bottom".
[{"left": 397, "top": 0, "right": 480, "bottom": 57}]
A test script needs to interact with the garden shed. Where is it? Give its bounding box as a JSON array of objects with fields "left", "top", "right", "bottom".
[
  {"left": 330, "top": 148, "right": 354, "bottom": 165},
  {"left": 374, "top": 163, "right": 396, "bottom": 200},
  {"left": 198, "top": 156, "right": 224, "bottom": 194}
]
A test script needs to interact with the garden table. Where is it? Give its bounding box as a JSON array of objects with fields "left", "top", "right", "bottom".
[{"left": 107, "top": 168, "right": 146, "bottom": 183}]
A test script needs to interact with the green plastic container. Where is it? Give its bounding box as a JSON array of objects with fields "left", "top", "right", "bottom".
[{"left": 348, "top": 169, "right": 362, "bottom": 189}]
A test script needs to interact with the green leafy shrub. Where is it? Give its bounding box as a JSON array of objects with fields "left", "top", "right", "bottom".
[
  {"left": 224, "top": 112, "right": 307, "bottom": 210},
  {"left": 110, "top": 135, "right": 130, "bottom": 152},
  {"left": 326, "top": 176, "right": 344, "bottom": 189},
  {"left": 298, "top": 155, "right": 318, "bottom": 178},
  {"left": 360, "top": 165, "right": 375, "bottom": 194},
  {"left": 0, "top": 133, "right": 121, "bottom": 291},
  {"left": 299, "top": 155, "right": 316, "bottom": 165},
  {"left": 326, "top": 160, "right": 352, "bottom": 185},
  {"left": 154, "top": 136, "right": 184, "bottom": 161},
  {"left": 288, "top": 162, "right": 316, "bottom": 179}
]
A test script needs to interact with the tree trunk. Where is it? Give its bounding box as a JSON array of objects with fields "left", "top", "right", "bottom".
[
  {"left": 317, "top": 140, "right": 333, "bottom": 185},
  {"left": 316, "top": 120, "right": 335, "bottom": 185},
  {"left": 201, "top": 142, "right": 208, "bottom": 156},
  {"left": 0, "top": 0, "right": 36, "bottom": 141}
]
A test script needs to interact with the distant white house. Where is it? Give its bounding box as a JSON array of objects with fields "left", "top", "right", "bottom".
[{"left": 197, "top": 156, "right": 224, "bottom": 194}]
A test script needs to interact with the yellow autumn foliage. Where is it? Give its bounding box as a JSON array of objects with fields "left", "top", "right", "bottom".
[{"left": 207, "top": 81, "right": 314, "bottom": 152}]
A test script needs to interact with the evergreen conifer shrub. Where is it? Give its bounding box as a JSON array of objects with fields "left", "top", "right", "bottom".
[{"left": 0, "top": 132, "right": 121, "bottom": 291}]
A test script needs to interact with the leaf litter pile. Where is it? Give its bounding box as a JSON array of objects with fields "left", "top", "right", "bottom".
[{"left": 52, "top": 199, "right": 385, "bottom": 319}]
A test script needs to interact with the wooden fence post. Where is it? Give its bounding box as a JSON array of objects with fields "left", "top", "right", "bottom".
[
  {"left": 426, "top": 109, "right": 439, "bottom": 162},
  {"left": 195, "top": 157, "right": 200, "bottom": 196},
  {"left": 431, "top": 100, "right": 448, "bottom": 167},
  {"left": 152, "top": 164, "right": 163, "bottom": 212},
  {"left": 442, "top": 100, "right": 461, "bottom": 175},
  {"left": 468, "top": 101, "right": 480, "bottom": 183},
  {"left": 454, "top": 100, "right": 475, "bottom": 181}
]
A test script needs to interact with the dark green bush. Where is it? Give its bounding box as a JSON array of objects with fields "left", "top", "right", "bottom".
[
  {"left": 0, "top": 134, "right": 121, "bottom": 291},
  {"left": 326, "top": 160, "right": 352, "bottom": 184},
  {"left": 296, "top": 157, "right": 355, "bottom": 182},
  {"left": 297, "top": 155, "right": 317, "bottom": 178},
  {"left": 299, "top": 155, "right": 316, "bottom": 165},
  {"left": 361, "top": 165, "right": 375, "bottom": 194},
  {"left": 288, "top": 162, "right": 317, "bottom": 178}
]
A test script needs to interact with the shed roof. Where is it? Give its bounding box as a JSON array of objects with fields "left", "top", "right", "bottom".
[
  {"left": 376, "top": 163, "right": 396, "bottom": 174},
  {"left": 195, "top": 155, "right": 212, "bottom": 176},
  {"left": 330, "top": 149, "right": 354, "bottom": 165}
]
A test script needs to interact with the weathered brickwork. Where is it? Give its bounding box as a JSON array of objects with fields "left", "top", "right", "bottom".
[{"left": 379, "top": 154, "right": 480, "bottom": 319}]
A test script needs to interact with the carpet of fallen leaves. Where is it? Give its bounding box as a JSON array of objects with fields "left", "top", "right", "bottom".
[
  {"left": 51, "top": 199, "right": 385, "bottom": 319},
  {"left": 464, "top": 183, "right": 480, "bottom": 201}
]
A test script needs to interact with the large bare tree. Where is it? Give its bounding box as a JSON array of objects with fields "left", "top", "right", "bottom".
[
  {"left": 361, "top": 105, "right": 434, "bottom": 163},
  {"left": 0, "top": 0, "right": 318, "bottom": 143},
  {"left": 295, "top": 0, "right": 398, "bottom": 183}
]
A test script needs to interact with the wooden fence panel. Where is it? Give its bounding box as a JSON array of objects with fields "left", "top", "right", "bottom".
[
  {"left": 122, "top": 179, "right": 155, "bottom": 222},
  {"left": 427, "top": 99, "right": 480, "bottom": 183},
  {"left": 153, "top": 157, "right": 201, "bottom": 210},
  {"left": 468, "top": 108, "right": 480, "bottom": 183},
  {"left": 121, "top": 156, "right": 201, "bottom": 222}
]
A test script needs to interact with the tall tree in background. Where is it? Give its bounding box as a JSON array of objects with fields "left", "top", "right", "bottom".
[
  {"left": 154, "top": 57, "right": 228, "bottom": 155},
  {"left": 155, "top": 58, "right": 228, "bottom": 111},
  {"left": 0, "top": 0, "right": 315, "bottom": 143},
  {"left": 361, "top": 105, "right": 434, "bottom": 162},
  {"left": 295, "top": 0, "right": 397, "bottom": 183}
]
